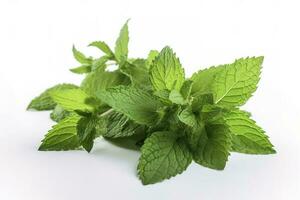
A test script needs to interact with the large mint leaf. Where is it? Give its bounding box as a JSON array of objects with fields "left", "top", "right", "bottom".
[
  {"left": 39, "top": 114, "right": 81, "bottom": 151},
  {"left": 212, "top": 57, "right": 263, "bottom": 106},
  {"left": 224, "top": 109, "right": 276, "bottom": 154},
  {"left": 50, "top": 89, "right": 94, "bottom": 112},
  {"left": 150, "top": 46, "right": 185, "bottom": 91},
  {"left": 81, "top": 69, "right": 130, "bottom": 98},
  {"left": 97, "top": 86, "right": 163, "bottom": 125},
  {"left": 114, "top": 21, "right": 129, "bottom": 62},
  {"left": 27, "top": 83, "right": 78, "bottom": 111},
  {"left": 138, "top": 131, "right": 192, "bottom": 185},
  {"left": 193, "top": 120, "right": 231, "bottom": 170}
]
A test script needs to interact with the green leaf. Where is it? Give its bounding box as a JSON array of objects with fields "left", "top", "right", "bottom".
[
  {"left": 81, "top": 69, "right": 130, "bottom": 98},
  {"left": 180, "top": 80, "right": 193, "bottom": 100},
  {"left": 150, "top": 46, "right": 185, "bottom": 92},
  {"left": 72, "top": 45, "right": 92, "bottom": 64},
  {"left": 70, "top": 65, "right": 91, "bottom": 74},
  {"left": 120, "top": 61, "right": 151, "bottom": 89},
  {"left": 89, "top": 41, "right": 114, "bottom": 57},
  {"left": 178, "top": 107, "right": 197, "bottom": 127},
  {"left": 50, "top": 105, "right": 70, "bottom": 122},
  {"left": 146, "top": 50, "right": 159, "bottom": 69},
  {"left": 39, "top": 114, "right": 81, "bottom": 151},
  {"left": 169, "top": 90, "right": 186, "bottom": 105},
  {"left": 193, "top": 120, "right": 231, "bottom": 170},
  {"left": 27, "top": 83, "right": 78, "bottom": 111},
  {"left": 138, "top": 131, "right": 192, "bottom": 185},
  {"left": 103, "top": 111, "right": 142, "bottom": 138},
  {"left": 114, "top": 20, "right": 129, "bottom": 62},
  {"left": 224, "top": 109, "right": 276, "bottom": 154},
  {"left": 50, "top": 89, "right": 94, "bottom": 112},
  {"left": 76, "top": 116, "right": 99, "bottom": 152},
  {"left": 91, "top": 56, "right": 109, "bottom": 71},
  {"left": 212, "top": 57, "right": 263, "bottom": 106},
  {"left": 96, "top": 86, "right": 163, "bottom": 125},
  {"left": 191, "top": 93, "right": 214, "bottom": 112},
  {"left": 191, "top": 66, "right": 224, "bottom": 97}
]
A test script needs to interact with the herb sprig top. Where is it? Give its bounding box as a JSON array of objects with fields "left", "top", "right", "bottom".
[{"left": 28, "top": 21, "right": 276, "bottom": 185}]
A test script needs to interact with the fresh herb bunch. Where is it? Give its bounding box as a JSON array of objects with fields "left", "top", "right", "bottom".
[{"left": 27, "top": 21, "right": 276, "bottom": 185}]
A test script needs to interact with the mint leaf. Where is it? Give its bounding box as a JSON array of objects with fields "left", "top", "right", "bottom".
[
  {"left": 180, "top": 80, "right": 193, "bottom": 100},
  {"left": 27, "top": 83, "right": 78, "bottom": 111},
  {"left": 138, "top": 131, "right": 192, "bottom": 185},
  {"left": 192, "top": 120, "right": 231, "bottom": 170},
  {"left": 103, "top": 111, "right": 142, "bottom": 138},
  {"left": 224, "top": 109, "right": 276, "bottom": 154},
  {"left": 81, "top": 69, "right": 130, "bottom": 98},
  {"left": 191, "top": 93, "right": 214, "bottom": 112},
  {"left": 150, "top": 46, "right": 185, "bottom": 91},
  {"left": 120, "top": 61, "right": 151, "bottom": 89},
  {"left": 178, "top": 107, "right": 197, "bottom": 127},
  {"left": 72, "top": 45, "right": 92, "bottom": 65},
  {"left": 39, "top": 114, "right": 81, "bottom": 151},
  {"left": 91, "top": 56, "right": 109, "bottom": 71},
  {"left": 89, "top": 41, "right": 114, "bottom": 57},
  {"left": 169, "top": 90, "right": 186, "bottom": 105},
  {"left": 76, "top": 116, "right": 100, "bottom": 152},
  {"left": 70, "top": 65, "right": 91, "bottom": 74},
  {"left": 97, "top": 86, "right": 163, "bottom": 125},
  {"left": 50, "top": 105, "right": 70, "bottom": 122},
  {"left": 212, "top": 57, "right": 263, "bottom": 106},
  {"left": 50, "top": 89, "right": 94, "bottom": 112},
  {"left": 191, "top": 66, "right": 224, "bottom": 97},
  {"left": 114, "top": 20, "right": 129, "bottom": 62},
  {"left": 146, "top": 50, "right": 159, "bottom": 68}
]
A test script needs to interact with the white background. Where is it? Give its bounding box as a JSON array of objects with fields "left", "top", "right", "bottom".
[{"left": 0, "top": 0, "right": 299, "bottom": 199}]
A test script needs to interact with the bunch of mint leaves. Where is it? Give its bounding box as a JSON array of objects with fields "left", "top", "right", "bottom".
[{"left": 27, "top": 21, "right": 276, "bottom": 185}]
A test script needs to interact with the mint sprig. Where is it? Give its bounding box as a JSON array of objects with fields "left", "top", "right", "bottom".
[{"left": 28, "top": 21, "right": 276, "bottom": 185}]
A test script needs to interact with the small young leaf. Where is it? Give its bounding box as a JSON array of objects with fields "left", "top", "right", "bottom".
[
  {"left": 89, "top": 41, "right": 114, "bottom": 57},
  {"left": 178, "top": 107, "right": 197, "bottom": 127},
  {"left": 114, "top": 20, "right": 129, "bottom": 62},
  {"left": 27, "top": 83, "right": 78, "bottom": 111},
  {"left": 91, "top": 56, "right": 109, "bottom": 71},
  {"left": 224, "top": 109, "right": 276, "bottom": 154},
  {"left": 50, "top": 105, "right": 70, "bottom": 122},
  {"left": 81, "top": 69, "right": 130, "bottom": 98},
  {"left": 150, "top": 46, "right": 185, "bottom": 91},
  {"left": 180, "top": 80, "right": 193, "bottom": 99},
  {"left": 72, "top": 45, "right": 92, "bottom": 64},
  {"left": 169, "top": 90, "right": 186, "bottom": 105},
  {"left": 138, "top": 131, "right": 192, "bottom": 185},
  {"left": 70, "top": 65, "right": 91, "bottom": 74},
  {"left": 39, "top": 114, "right": 81, "bottom": 151},
  {"left": 50, "top": 89, "right": 94, "bottom": 112},
  {"left": 146, "top": 50, "right": 159, "bottom": 69},
  {"left": 120, "top": 61, "right": 151, "bottom": 89},
  {"left": 97, "top": 86, "right": 163, "bottom": 125}
]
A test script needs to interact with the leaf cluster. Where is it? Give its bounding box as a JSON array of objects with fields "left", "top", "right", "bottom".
[{"left": 28, "top": 21, "right": 275, "bottom": 185}]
